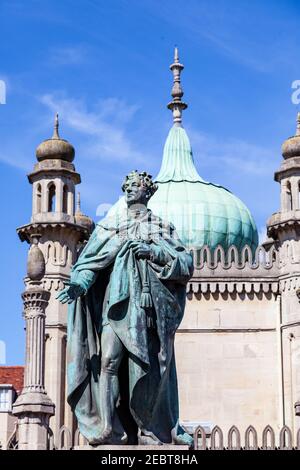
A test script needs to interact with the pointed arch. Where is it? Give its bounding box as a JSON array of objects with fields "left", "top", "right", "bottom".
[
  {"left": 36, "top": 183, "right": 42, "bottom": 213},
  {"left": 57, "top": 425, "right": 72, "bottom": 450},
  {"left": 245, "top": 425, "right": 258, "bottom": 450},
  {"left": 228, "top": 425, "right": 241, "bottom": 450},
  {"left": 241, "top": 244, "right": 253, "bottom": 266},
  {"left": 286, "top": 180, "right": 292, "bottom": 211},
  {"left": 200, "top": 245, "right": 212, "bottom": 268},
  {"left": 262, "top": 425, "right": 276, "bottom": 450},
  {"left": 227, "top": 245, "right": 239, "bottom": 266},
  {"left": 74, "top": 428, "right": 88, "bottom": 446},
  {"left": 213, "top": 245, "right": 226, "bottom": 267},
  {"left": 62, "top": 184, "right": 68, "bottom": 213},
  {"left": 279, "top": 425, "right": 293, "bottom": 450},
  {"left": 47, "top": 182, "right": 56, "bottom": 212},
  {"left": 193, "top": 425, "right": 206, "bottom": 450},
  {"left": 210, "top": 425, "right": 224, "bottom": 450}
]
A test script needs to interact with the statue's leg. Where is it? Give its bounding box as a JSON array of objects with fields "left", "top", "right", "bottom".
[{"left": 97, "top": 323, "right": 125, "bottom": 444}]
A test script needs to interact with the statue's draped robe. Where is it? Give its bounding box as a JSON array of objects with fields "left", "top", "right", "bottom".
[{"left": 67, "top": 209, "right": 193, "bottom": 444}]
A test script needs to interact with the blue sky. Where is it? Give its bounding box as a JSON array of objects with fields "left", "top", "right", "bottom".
[{"left": 1, "top": 0, "right": 300, "bottom": 364}]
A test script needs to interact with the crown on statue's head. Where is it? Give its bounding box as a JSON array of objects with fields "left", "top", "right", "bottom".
[{"left": 122, "top": 170, "right": 158, "bottom": 197}]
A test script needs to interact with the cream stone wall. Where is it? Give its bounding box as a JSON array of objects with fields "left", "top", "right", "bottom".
[
  {"left": 0, "top": 412, "right": 16, "bottom": 449},
  {"left": 176, "top": 292, "right": 281, "bottom": 435}
]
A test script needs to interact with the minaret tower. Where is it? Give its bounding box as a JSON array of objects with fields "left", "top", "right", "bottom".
[
  {"left": 267, "top": 112, "right": 300, "bottom": 434},
  {"left": 17, "top": 114, "right": 93, "bottom": 445}
]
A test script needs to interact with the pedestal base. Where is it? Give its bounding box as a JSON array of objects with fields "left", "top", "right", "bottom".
[{"left": 12, "top": 392, "right": 55, "bottom": 450}]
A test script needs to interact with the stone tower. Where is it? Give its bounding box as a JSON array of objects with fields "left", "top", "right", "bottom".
[
  {"left": 267, "top": 112, "right": 300, "bottom": 434},
  {"left": 17, "top": 114, "right": 93, "bottom": 444}
]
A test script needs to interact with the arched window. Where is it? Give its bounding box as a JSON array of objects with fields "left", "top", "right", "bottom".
[
  {"left": 48, "top": 183, "right": 56, "bottom": 212},
  {"left": 36, "top": 184, "right": 42, "bottom": 213},
  {"left": 62, "top": 185, "right": 68, "bottom": 213},
  {"left": 286, "top": 181, "right": 292, "bottom": 211}
]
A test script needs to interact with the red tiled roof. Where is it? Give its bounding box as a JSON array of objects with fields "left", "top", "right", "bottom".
[{"left": 0, "top": 366, "right": 24, "bottom": 395}]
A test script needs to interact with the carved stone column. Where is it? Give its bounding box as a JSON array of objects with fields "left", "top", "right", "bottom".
[{"left": 13, "top": 237, "right": 55, "bottom": 450}]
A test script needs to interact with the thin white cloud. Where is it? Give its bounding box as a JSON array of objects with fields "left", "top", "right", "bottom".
[
  {"left": 139, "top": 0, "right": 299, "bottom": 73},
  {"left": 48, "top": 45, "right": 90, "bottom": 66},
  {"left": 39, "top": 92, "right": 147, "bottom": 164},
  {"left": 188, "top": 128, "right": 276, "bottom": 178},
  {"left": 35, "top": 92, "right": 156, "bottom": 207},
  {"left": 0, "top": 91, "right": 149, "bottom": 177},
  {"left": 0, "top": 152, "right": 29, "bottom": 171}
]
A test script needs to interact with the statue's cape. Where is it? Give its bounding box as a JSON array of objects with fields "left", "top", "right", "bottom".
[{"left": 67, "top": 209, "right": 193, "bottom": 443}]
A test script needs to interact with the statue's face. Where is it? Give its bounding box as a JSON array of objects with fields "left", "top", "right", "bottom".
[{"left": 124, "top": 179, "right": 148, "bottom": 207}]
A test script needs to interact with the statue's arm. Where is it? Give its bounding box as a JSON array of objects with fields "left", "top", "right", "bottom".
[
  {"left": 154, "top": 225, "right": 194, "bottom": 283},
  {"left": 57, "top": 223, "right": 116, "bottom": 304},
  {"left": 56, "top": 269, "right": 98, "bottom": 304},
  {"left": 150, "top": 243, "right": 173, "bottom": 266},
  {"left": 70, "top": 269, "right": 98, "bottom": 294}
]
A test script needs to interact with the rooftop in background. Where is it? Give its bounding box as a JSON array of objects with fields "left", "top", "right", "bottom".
[{"left": 0, "top": 367, "right": 24, "bottom": 395}]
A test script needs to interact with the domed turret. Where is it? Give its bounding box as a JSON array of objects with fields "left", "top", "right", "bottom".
[
  {"left": 36, "top": 113, "right": 75, "bottom": 162},
  {"left": 281, "top": 112, "right": 300, "bottom": 160},
  {"left": 74, "top": 192, "right": 95, "bottom": 232}
]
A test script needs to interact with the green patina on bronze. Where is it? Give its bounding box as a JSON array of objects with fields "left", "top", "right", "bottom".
[{"left": 57, "top": 171, "right": 194, "bottom": 446}]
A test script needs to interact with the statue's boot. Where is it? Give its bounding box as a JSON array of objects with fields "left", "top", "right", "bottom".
[
  {"left": 138, "top": 428, "right": 163, "bottom": 445},
  {"left": 89, "top": 367, "right": 123, "bottom": 445},
  {"left": 171, "top": 423, "right": 193, "bottom": 447}
]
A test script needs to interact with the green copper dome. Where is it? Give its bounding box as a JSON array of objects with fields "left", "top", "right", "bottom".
[{"left": 148, "top": 125, "right": 258, "bottom": 251}]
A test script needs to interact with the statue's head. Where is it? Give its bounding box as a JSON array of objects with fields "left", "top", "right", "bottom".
[{"left": 122, "top": 170, "right": 158, "bottom": 208}]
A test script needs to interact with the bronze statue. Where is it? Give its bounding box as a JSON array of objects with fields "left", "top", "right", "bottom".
[{"left": 57, "top": 170, "right": 193, "bottom": 446}]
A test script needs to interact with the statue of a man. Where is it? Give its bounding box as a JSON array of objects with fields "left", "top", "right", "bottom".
[{"left": 57, "top": 171, "right": 194, "bottom": 446}]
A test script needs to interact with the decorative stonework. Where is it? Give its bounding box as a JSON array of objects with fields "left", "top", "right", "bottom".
[
  {"left": 17, "top": 222, "right": 90, "bottom": 243},
  {"left": 191, "top": 244, "right": 278, "bottom": 272},
  {"left": 188, "top": 280, "right": 279, "bottom": 295},
  {"left": 13, "top": 284, "right": 55, "bottom": 450},
  {"left": 188, "top": 244, "right": 279, "bottom": 296},
  {"left": 21, "top": 289, "right": 50, "bottom": 394},
  {"left": 22, "top": 288, "right": 50, "bottom": 316}
]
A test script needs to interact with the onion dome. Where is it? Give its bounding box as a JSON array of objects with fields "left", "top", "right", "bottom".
[
  {"left": 149, "top": 127, "right": 258, "bottom": 251},
  {"left": 107, "top": 48, "right": 258, "bottom": 252},
  {"left": 74, "top": 193, "right": 94, "bottom": 232},
  {"left": 36, "top": 113, "right": 75, "bottom": 162},
  {"left": 281, "top": 113, "right": 300, "bottom": 159}
]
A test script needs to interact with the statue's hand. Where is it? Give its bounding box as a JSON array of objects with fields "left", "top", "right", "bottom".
[
  {"left": 131, "top": 242, "right": 152, "bottom": 260},
  {"left": 56, "top": 282, "right": 85, "bottom": 304}
]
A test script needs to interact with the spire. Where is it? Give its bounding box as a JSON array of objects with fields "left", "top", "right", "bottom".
[
  {"left": 52, "top": 113, "right": 60, "bottom": 139},
  {"left": 296, "top": 112, "right": 300, "bottom": 136},
  {"left": 167, "top": 47, "right": 187, "bottom": 126}
]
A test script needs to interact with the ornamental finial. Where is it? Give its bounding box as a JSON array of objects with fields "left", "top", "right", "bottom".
[
  {"left": 296, "top": 112, "right": 300, "bottom": 137},
  {"left": 167, "top": 47, "right": 187, "bottom": 126},
  {"left": 52, "top": 113, "right": 60, "bottom": 139}
]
